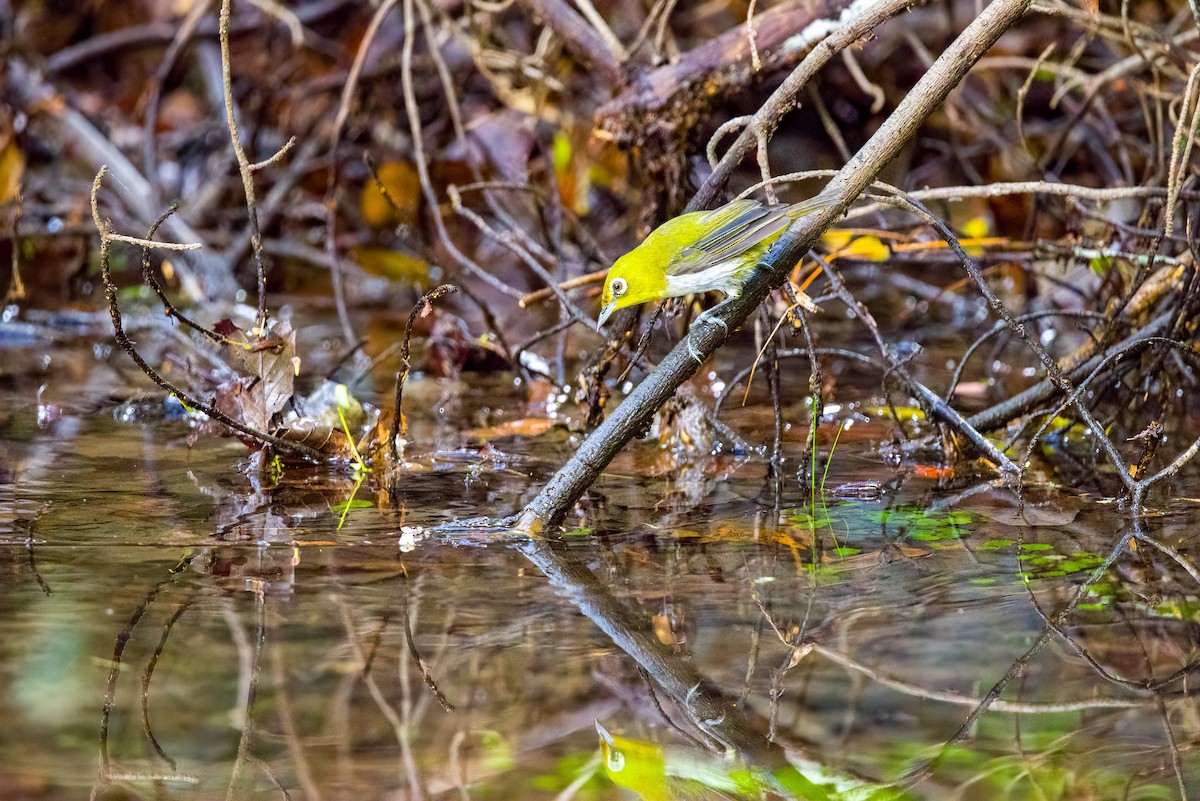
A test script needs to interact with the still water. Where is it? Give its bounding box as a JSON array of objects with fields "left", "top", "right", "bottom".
[{"left": 1, "top": 335, "right": 1197, "bottom": 800}]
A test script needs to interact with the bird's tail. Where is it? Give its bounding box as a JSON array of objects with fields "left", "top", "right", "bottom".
[{"left": 785, "top": 190, "right": 841, "bottom": 219}]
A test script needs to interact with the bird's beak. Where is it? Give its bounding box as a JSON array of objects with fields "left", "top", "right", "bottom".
[
  {"left": 595, "top": 720, "right": 615, "bottom": 747},
  {"left": 596, "top": 301, "right": 616, "bottom": 331}
]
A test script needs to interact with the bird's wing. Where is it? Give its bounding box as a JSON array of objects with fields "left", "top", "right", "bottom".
[{"left": 667, "top": 199, "right": 792, "bottom": 277}]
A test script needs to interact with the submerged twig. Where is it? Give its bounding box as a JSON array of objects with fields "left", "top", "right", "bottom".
[
  {"left": 141, "top": 600, "right": 194, "bottom": 772},
  {"left": 400, "top": 566, "right": 455, "bottom": 711},
  {"left": 96, "top": 554, "right": 197, "bottom": 792},
  {"left": 224, "top": 586, "right": 268, "bottom": 801}
]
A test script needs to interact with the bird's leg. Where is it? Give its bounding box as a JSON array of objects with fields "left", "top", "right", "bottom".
[{"left": 686, "top": 298, "right": 734, "bottom": 364}]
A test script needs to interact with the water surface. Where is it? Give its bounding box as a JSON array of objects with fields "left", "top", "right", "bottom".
[{"left": 1, "top": 334, "right": 1196, "bottom": 801}]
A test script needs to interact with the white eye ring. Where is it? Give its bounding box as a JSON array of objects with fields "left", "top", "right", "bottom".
[{"left": 610, "top": 277, "right": 627, "bottom": 296}]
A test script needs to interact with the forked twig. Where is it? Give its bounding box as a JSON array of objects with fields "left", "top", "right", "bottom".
[{"left": 91, "top": 167, "right": 324, "bottom": 459}]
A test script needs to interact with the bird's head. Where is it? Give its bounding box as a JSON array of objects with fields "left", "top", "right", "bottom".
[{"left": 596, "top": 250, "right": 667, "bottom": 329}]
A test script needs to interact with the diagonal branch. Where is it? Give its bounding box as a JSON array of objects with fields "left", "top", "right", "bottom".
[{"left": 517, "top": 0, "right": 1034, "bottom": 529}]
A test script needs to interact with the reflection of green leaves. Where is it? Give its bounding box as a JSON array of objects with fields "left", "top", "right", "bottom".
[
  {"left": 888, "top": 724, "right": 1176, "bottom": 801},
  {"left": 784, "top": 503, "right": 983, "bottom": 568},
  {"left": 479, "top": 729, "right": 516, "bottom": 774},
  {"left": 1151, "top": 599, "right": 1200, "bottom": 623},
  {"left": 1017, "top": 546, "right": 1106, "bottom": 581},
  {"left": 1076, "top": 601, "right": 1110, "bottom": 612},
  {"left": 533, "top": 750, "right": 602, "bottom": 794},
  {"left": 866, "top": 507, "right": 972, "bottom": 542},
  {"left": 804, "top": 563, "right": 845, "bottom": 580},
  {"left": 787, "top": 510, "right": 835, "bottom": 530},
  {"left": 330, "top": 498, "right": 372, "bottom": 514},
  {"left": 980, "top": 539, "right": 1014, "bottom": 550},
  {"left": 331, "top": 471, "right": 371, "bottom": 529}
]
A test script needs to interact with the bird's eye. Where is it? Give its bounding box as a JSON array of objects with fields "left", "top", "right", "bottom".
[{"left": 610, "top": 277, "right": 627, "bottom": 296}]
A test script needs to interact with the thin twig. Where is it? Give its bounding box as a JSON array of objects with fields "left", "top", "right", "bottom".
[
  {"left": 225, "top": 586, "right": 267, "bottom": 801},
  {"left": 219, "top": 0, "right": 296, "bottom": 330},
  {"left": 390, "top": 285, "right": 459, "bottom": 464},
  {"left": 811, "top": 642, "right": 1153, "bottom": 712},
  {"left": 141, "top": 600, "right": 194, "bottom": 772},
  {"left": 399, "top": 0, "right": 525, "bottom": 301},
  {"left": 7, "top": 58, "right": 226, "bottom": 300},
  {"left": 322, "top": 0, "right": 400, "bottom": 346},
  {"left": 5, "top": 189, "right": 25, "bottom": 302},
  {"left": 141, "top": 0, "right": 216, "bottom": 199}
]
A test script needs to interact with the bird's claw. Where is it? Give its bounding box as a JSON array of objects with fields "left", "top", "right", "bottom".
[
  {"left": 685, "top": 307, "right": 733, "bottom": 364},
  {"left": 693, "top": 307, "right": 729, "bottom": 333}
]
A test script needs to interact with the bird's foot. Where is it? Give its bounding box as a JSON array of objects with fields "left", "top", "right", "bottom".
[
  {"left": 686, "top": 304, "right": 733, "bottom": 364},
  {"left": 693, "top": 305, "right": 730, "bottom": 333}
]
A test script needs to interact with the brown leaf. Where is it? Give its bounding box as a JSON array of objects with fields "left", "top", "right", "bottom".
[
  {"left": 785, "top": 642, "right": 814, "bottom": 670},
  {"left": 213, "top": 318, "right": 242, "bottom": 338},
  {"left": 467, "top": 418, "right": 559, "bottom": 441},
  {"left": 224, "top": 322, "right": 297, "bottom": 432},
  {"left": 277, "top": 420, "right": 357, "bottom": 459}
]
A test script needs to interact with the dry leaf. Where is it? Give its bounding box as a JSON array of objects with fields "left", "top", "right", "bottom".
[
  {"left": 652, "top": 614, "right": 679, "bottom": 647},
  {"left": 0, "top": 129, "right": 24, "bottom": 206},
  {"left": 278, "top": 420, "right": 357, "bottom": 459},
  {"left": 467, "top": 418, "right": 559, "bottom": 441},
  {"left": 224, "top": 322, "right": 297, "bottom": 432},
  {"left": 361, "top": 161, "right": 420, "bottom": 228}
]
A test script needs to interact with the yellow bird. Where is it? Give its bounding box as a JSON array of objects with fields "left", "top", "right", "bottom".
[{"left": 596, "top": 193, "right": 837, "bottom": 330}]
